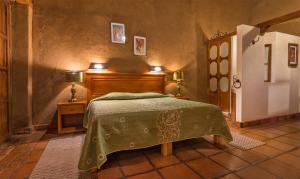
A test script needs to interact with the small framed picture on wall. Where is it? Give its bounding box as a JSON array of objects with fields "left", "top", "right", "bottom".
[
  {"left": 134, "top": 36, "right": 146, "bottom": 56},
  {"left": 111, "top": 22, "right": 126, "bottom": 44},
  {"left": 288, "top": 43, "right": 298, "bottom": 67}
]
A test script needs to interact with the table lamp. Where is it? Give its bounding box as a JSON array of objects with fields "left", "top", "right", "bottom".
[
  {"left": 65, "top": 71, "right": 84, "bottom": 102},
  {"left": 173, "top": 71, "right": 184, "bottom": 96}
]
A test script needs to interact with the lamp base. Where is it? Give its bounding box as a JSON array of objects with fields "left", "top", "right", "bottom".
[
  {"left": 175, "top": 82, "right": 182, "bottom": 97},
  {"left": 69, "top": 83, "right": 78, "bottom": 103},
  {"left": 68, "top": 98, "right": 78, "bottom": 103}
]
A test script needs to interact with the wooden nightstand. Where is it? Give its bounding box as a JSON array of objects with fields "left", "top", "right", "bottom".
[
  {"left": 175, "top": 96, "right": 190, "bottom": 100},
  {"left": 57, "top": 101, "right": 87, "bottom": 134}
]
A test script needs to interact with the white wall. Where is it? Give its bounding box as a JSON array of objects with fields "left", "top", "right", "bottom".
[
  {"left": 237, "top": 25, "right": 268, "bottom": 122},
  {"left": 234, "top": 28, "right": 300, "bottom": 122},
  {"left": 264, "top": 32, "right": 300, "bottom": 116}
]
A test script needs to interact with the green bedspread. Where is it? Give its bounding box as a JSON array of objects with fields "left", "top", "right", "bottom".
[{"left": 78, "top": 92, "right": 232, "bottom": 171}]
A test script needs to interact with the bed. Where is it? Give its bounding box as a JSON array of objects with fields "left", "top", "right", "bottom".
[{"left": 78, "top": 72, "right": 232, "bottom": 173}]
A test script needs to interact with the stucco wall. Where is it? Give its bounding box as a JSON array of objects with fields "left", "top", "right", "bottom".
[
  {"left": 250, "top": 0, "right": 300, "bottom": 36},
  {"left": 12, "top": 0, "right": 254, "bottom": 128}
]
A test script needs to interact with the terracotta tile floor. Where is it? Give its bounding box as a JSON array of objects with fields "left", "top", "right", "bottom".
[{"left": 2, "top": 118, "right": 300, "bottom": 178}]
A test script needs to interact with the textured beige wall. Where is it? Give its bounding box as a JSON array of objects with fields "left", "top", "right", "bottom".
[
  {"left": 12, "top": 0, "right": 254, "bottom": 127},
  {"left": 196, "top": 0, "right": 255, "bottom": 37},
  {"left": 250, "top": 0, "right": 300, "bottom": 36}
]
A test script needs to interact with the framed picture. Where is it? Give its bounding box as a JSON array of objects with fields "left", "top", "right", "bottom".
[
  {"left": 288, "top": 43, "right": 298, "bottom": 67},
  {"left": 134, "top": 36, "right": 146, "bottom": 56},
  {"left": 111, "top": 22, "right": 126, "bottom": 44}
]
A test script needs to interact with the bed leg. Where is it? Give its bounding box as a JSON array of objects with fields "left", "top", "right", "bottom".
[
  {"left": 161, "top": 143, "right": 172, "bottom": 156},
  {"left": 213, "top": 135, "right": 228, "bottom": 146},
  {"left": 90, "top": 169, "right": 98, "bottom": 179}
]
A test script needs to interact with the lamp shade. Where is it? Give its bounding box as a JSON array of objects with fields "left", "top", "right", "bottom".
[
  {"left": 150, "top": 66, "right": 164, "bottom": 72},
  {"left": 173, "top": 71, "right": 184, "bottom": 81},
  {"left": 89, "top": 63, "right": 107, "bottom": 70},
  {"left": 65, "top": 71, "right": 84, "bottom": 83}
]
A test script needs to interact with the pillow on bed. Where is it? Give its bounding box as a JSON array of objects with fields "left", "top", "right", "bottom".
[{"left": 94, "top": 92, "right": 168, "bottom": 100}]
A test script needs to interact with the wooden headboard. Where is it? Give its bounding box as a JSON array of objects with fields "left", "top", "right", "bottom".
[{"left": 85, "top": 72, "right": 166, "bottom": 101}]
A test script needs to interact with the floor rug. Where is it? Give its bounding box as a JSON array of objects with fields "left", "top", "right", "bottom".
[
  {"left": 204, "top": 132, "right": 265, "bottom": 150},
  {"left": 30, "top": 135, "right": 85, "bottom": 179},
  {"left": 229, "top": 133, "right": 265, "bottom": 150}
]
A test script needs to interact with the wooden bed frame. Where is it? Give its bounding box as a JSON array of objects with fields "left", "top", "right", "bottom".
[
  {"left": 85, "top": 72, "right": 166, "bottom": 101},
  {"left": 84, "top": 72, "right": 227, "bottom": 178}
]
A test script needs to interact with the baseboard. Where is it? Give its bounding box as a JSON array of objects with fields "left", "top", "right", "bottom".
[
  {"left": 12, "top": 127, "right": 32, "bottom": 135},
  {"left": 33, "top": 124, "right": 49, "bottom": 131},
  {"left": 235, "top": 113, "right": 300, "bottom": 128},
  {"left": 12, "top": 124, "right": 49, "bottom": 135}
]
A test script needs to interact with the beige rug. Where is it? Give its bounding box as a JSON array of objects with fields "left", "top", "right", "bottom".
[
  {"left": 204, "top": 132, "right": 265, "bottom": 150},
  {"left": 30, "top": 135, "right": 85, "bottom": 179},
  {"left": 229, "top": 133, "right": 265, "bottom": 150}
]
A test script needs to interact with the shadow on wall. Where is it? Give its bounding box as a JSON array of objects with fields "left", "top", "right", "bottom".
[
  {"left": 242, "top": 27, "right": 260, "bottom": 53},
  {"left": 32, "top": 63, "right": 86, "bottom": 126},
  {"left": 106, "top": 57, "right": 149, "bottom": 73},
  {"left": 196, "top": 24, "right": 209, "bottom": 101},
  {"left": 165, "top": 60, "right": 196, "bottom": 96},
  {"left": 12, "top": 58, "right": 29, "bottom": 129}
]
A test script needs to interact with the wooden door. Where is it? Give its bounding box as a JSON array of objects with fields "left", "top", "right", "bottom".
[
  {"left": 0, "top": 0, "right": 9, "bottom": 142},
  {"left": 208, "top": 38, "right": 231, "bottom": 113}
]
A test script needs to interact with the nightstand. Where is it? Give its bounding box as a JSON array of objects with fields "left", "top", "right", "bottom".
[
  {"left": 57, "top": 101, "right": 87, "bottom": 134},
  {"left": 175, "top": 96, "right": 190, "bottom": 100}
]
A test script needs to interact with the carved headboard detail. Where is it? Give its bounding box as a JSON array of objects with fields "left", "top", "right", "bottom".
[{"left": 85, "top": 72, "right": 166, "bottom": 101}]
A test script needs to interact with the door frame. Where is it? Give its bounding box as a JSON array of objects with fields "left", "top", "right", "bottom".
[
  {"left": 0, "top": 0, "right": 12, "bottom": 140},
  {"left": 7, "top": 1, "right": 12, "bottom": 137}
]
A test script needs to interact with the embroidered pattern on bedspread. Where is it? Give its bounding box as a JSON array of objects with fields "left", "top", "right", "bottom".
[{"left": 156, "top": 109, "right": 183, "bottom": 143}]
